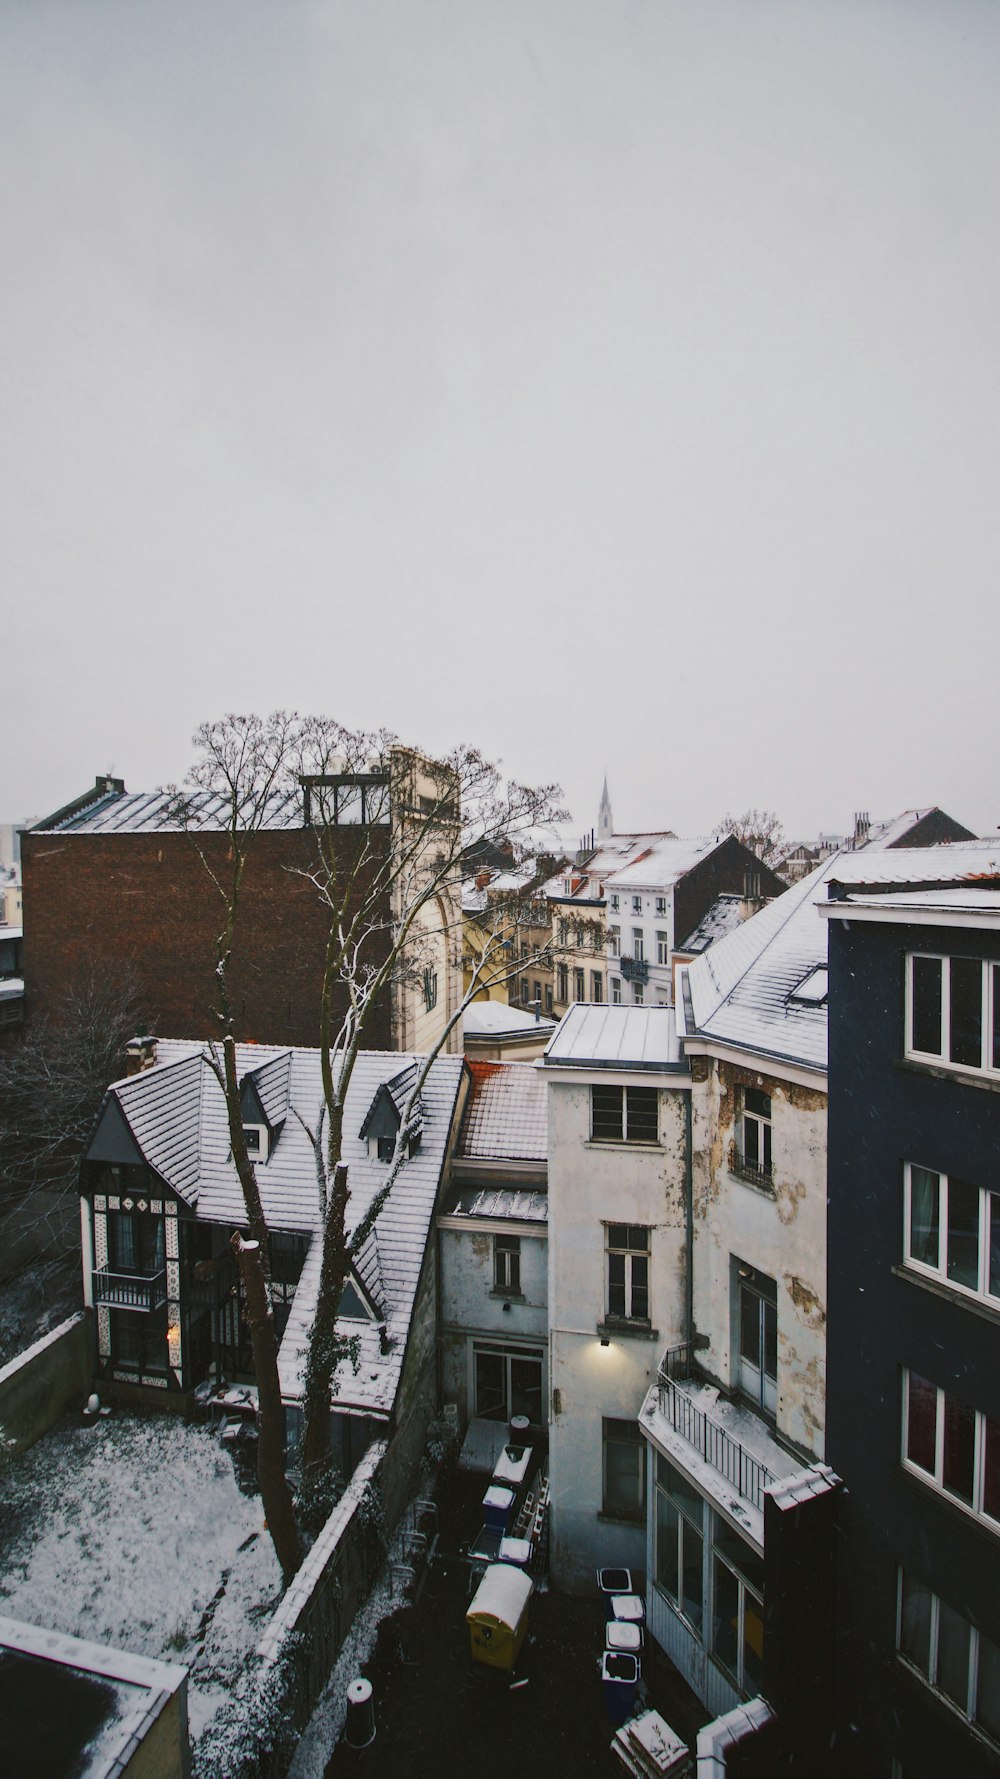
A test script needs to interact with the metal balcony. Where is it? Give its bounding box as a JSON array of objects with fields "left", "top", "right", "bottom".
[
  {"left": 728, "top": 1141, "right": 774, "bottom": 1191},
  {"left": 656, "top": 1344, "right": 779, "bottom": 1512},
  {"left": 620, "top": 956, "right": 649, "bottom": 984},
  {"left": 92, "top": 1267, "right": 167, "bottom": 1312}
]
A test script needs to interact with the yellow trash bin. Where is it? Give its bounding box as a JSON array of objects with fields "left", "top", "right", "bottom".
[{"left": 467, "top": 1563, "right": 534, "bottom": 1671}]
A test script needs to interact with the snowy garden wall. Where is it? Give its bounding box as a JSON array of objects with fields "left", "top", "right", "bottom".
[{"left": 0, "top": 1310, "right": 91, "bottom": 1453}]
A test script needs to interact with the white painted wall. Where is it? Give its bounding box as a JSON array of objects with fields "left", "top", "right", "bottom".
[
  {"left": 546, "top": 1073, "right": 690, "bottom": 1591},
  {"left": 690, "top": 1054, "right": 827, "bottom": 1457},
  {"left": 438, "top": 1219, "right": 548, "bottom": 1423}
]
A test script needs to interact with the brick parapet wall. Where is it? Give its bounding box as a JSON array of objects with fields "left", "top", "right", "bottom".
[{"left": 21, "top": 830, "right": 392, "bottom": 1050}]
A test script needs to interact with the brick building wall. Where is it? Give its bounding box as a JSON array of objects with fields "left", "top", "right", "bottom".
[{"left": 21, "top": 828, "right": 392, "bottom": 1050}]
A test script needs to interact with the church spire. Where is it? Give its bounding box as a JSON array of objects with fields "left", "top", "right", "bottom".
[{"left": 598, "top": 776, "right": 613, "bottom": 842}]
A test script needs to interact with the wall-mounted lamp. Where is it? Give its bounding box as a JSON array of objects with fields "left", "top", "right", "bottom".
[
  {"left": 502, "top": 1301, "right": 511, "bottom": 1314},
  {"left": 600, "top": 1336, "right": 611, "bottom": 1349}
]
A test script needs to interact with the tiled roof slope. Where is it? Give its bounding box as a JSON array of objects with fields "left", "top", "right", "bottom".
[
  {"left": 677, "top": 894, "right": 744, "bottom": 954},
  {"left": 682, "top": 842, "right": 1000, "bottom": 1074},
  {"left": 458, "top": 1061, "right": 547, "bottom": 1163},
  {"left": 93, "top": 1040, "right": 465, "bottom": 1417}
]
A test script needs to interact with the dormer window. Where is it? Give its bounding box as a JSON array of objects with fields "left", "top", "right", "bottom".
[{"left": 242, "top": 1124, "right": 269, "bottom": 1160}]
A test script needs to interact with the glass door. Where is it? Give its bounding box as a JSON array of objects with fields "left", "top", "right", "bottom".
[{"left": 738, "top": 1269, "right": 777, "bottom": 1414}]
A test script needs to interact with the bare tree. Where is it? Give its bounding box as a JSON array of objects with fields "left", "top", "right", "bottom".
[
  {"left": 0, "top": 965, "right": 146, "bottom": 1230},
  {"left": 173, "top": 714, "right": 563, "bottom": 1566},
  {"left": 717, "top": 807, "right": 785, "bottom": 868}
]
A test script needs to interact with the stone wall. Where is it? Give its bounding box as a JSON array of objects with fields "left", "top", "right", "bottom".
[{"left": 0, "top": 1311, "right": 93, "bottom": 1453}]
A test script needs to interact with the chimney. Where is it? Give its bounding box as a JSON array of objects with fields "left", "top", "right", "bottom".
[
  {"left": 126, "top": 1035, "right": 158, "bottom": 1076},
  {"left": 475, "top": 870, "right": 491, "bottom": 890}
]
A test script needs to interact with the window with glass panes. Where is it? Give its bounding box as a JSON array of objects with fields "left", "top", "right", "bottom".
[
  {"left": 575, "top": 968, "right": 585, "bottom": 1001},
  {"left": 592, "top": 971, "right": 603, "bottom": 1003},
  {"left": 740, "top": 1088, "right": 772, "bottom": 1178},
  {"left": 653, "top": 1452, "right": 765, "bottom": 1695},
  {"left": 656, "top": 931, "right": 669, "bottom": 965},
  {"left": 606, "top": 1224, "right": 650, "bottom": 1322},
  {"left": 591, "top": 1085, "right": 659, "bottom": 1144},
  {"left": 602, "top": 1418, "right": 646, "bottom": 1519},
  {"left": 902, "top": 1369, "right": 1000, "bottom": 1529},
  {"left": 904, "top": 1162, "right": 1000, "bottom": 1307},
  {"left": 655, "top": 1454, "right": 705, "bottom": 1633},
  {"left": 493, "top": 1234, "right": 521, "bottom": 1294},
  {"left": 898, "top": 1569, "right": 1000, "bottom": 1743},
  {"left": 907, "top": 954, "right": 1000, "bottom": 1077},
  {"left": 737, "top": 1262, "right": 777, "bottom": 1414}
]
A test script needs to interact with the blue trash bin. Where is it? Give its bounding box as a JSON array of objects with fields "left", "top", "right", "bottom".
[{"left": 601, "top": 1649, "right": 640, "bottom": 1724}]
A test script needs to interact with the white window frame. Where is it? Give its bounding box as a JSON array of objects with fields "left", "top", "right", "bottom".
[
  {"left": 242, "top": 1123, "right": 269, "bottom": 1160},
  {"left": 903, "top": 1161, "right": 1000, "bottom": 1308},
  {"left": 896, "top": 1567, "right": 1000, "bottom": 1743},
  {"left": 905, "top": 952, "right": 1000, "bottom": 1079},
  {"left": 632, "top": 894, "right": 643, "bottom": 914},
  {"left": 608, "top": 925, "right": 621, "bottom": 957},
  {"left": 901, "top": 1368, "right": 1000, "bottom": 1533},
  {"left": 656, "top": 930, "right": 669, "bottom": 966},
  {"left": 574, "top": 966, "right": 586, "bottom": 1002},
  {"left": 610, "top": 893, "right": 620, "bottom": 913},
  {"left": 592, "top": 970, "right": 603, "bottom": 1003},
  {"left": 611, "top": 977, "right": 622, "bottom": 1004},
  {"left": 632, "top": 928, "right": 644, "bottom": 962},
  {"left": 655, "top": 896, "right": 667, "bottom": 916}
]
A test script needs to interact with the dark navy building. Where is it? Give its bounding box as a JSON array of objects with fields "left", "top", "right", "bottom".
[{"left": 823, "top": 876, "right": 1000, "bottom": 1778}]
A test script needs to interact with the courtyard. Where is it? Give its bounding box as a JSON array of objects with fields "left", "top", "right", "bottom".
[{"left": 0, "top": 1409, "right": 281, "bottom": 1743}]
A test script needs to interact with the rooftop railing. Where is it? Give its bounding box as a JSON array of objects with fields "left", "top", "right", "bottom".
[{"left": 656, "top": 1344, "right": 778, "bottom": 1512}]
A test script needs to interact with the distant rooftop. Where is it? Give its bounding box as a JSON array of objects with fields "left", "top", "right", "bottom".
[
  {"left": 543, "top": 1004, "right": 682, "bottom": 1071},
  {"left": 676, "top": 894, "right": 744, "bottom": 955}
]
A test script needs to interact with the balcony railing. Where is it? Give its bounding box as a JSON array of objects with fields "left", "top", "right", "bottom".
[
  {"left": 656, "top": 1344, "right": 778, "bottom": 1512},
  {"left": 93, "top": 1267, "right": 167, "bottom": 1312},
  {"left": 620, "top": 956, "right": 649, "bottom": 984},
  {"left": 728, "top": 1141, "right": 774, "bottom": 1191}
]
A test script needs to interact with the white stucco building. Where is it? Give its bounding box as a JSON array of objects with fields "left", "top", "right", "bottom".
[
  {"left": 437, "top": 1060, "right": 548, "bottom": 1429},
  {"left": 542, "top": 1005, "right": 692, "bottom": 1590}
]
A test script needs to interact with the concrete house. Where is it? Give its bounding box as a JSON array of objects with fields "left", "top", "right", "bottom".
[
  {"left": 542, "top": 1004, "right": 692, "bottom": 1590},
  {"left": 604, "top": 835, "right": 786, "bottom": 1011},
  {"left": 634, "top": 839, "right": 1000, "bottom": 1727},
  {"left": 437, "top": 1059, "right": 548, "bottom": 1429},
  {"left": 80, "top": 1038, "right": 466, "bottom": 1478}
]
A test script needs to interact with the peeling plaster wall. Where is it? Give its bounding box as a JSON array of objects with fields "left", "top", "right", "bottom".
[
  {"left": 547, "top": 1077, "right": 690, "bottom": 1591},
  {"left": 690, "top": 1054, "right": 827, "bottom": 1457},
  {"left": 438, "top": 1223, "right": 548, "bottom": 1423}
]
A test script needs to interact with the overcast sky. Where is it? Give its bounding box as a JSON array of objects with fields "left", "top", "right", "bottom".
[{"left": 2, "top": 0, "right": 997, "bottom": 843}]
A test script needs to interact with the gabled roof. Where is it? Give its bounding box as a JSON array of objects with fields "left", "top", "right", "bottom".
[
  {"left": 682, "top": 841, "right": 1000, "bottom": 1074},
  {"left": 458, "top": 1061, "right": 547, "bottom": 1163},
  {"left": 358, "top": 1062, "right": 422, "bottom": 1142},
  {"left": 605, "top": 836, "right": 720, "bottom": 891},
  {"left": 242, "top": 1051, "right": 292, "bottom": 1129},
  {"left": 84, "top": 1039, "right": 465, "bottom": 1417}
]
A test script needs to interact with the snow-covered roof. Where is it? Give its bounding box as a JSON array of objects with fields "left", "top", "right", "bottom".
[
  {"left": 682, "top": 842, "right": 1000, "bottom": 1074},
  {"left": 442, "top": 1185, "right": 547, "bottom": 1223},
  {"left": 458, "top": 1060, "right": 547, "bottom": 1163},
  {"left": 676, "top": 894, "right": 744, "bottom": 954},
  {"left": 605, "top": 836, "right": 720, "bottom": 891},
  {"left": 88, "top": 1039, "right": 465, "bottom": 1417},
  {"left": 462, "top": 1000, "right": 556, "bottom": 1037},
  {"left": 0, "top": 977, "right": 24, "bottom": 1001},
  {"left": 34, "top": 786, "right": 307, "bottom": 833},
  {"left": 543, "top": 1004, "right": 682, "bottom": 1071}
]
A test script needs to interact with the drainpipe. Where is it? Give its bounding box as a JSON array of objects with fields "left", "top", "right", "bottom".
[{"left": 684, "top": 1089, "right": 694, "bottom": 1355}]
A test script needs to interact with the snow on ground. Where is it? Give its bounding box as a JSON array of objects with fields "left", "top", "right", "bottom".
[{"left": 0, "top": 1412, "right": 282, "bottom": 1741}]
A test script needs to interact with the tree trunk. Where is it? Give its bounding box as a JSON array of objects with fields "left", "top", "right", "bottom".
[
  {"left": 231, "top": 1232, "right": 301, "bottom": 1585},
  {"left": 300, "top": 1161, "right": 350, "bottom": 1485}
]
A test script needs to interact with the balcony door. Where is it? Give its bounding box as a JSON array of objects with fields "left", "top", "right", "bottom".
[{"left": 738, "top": 1267, "right": 777, "bottom": 1415}]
